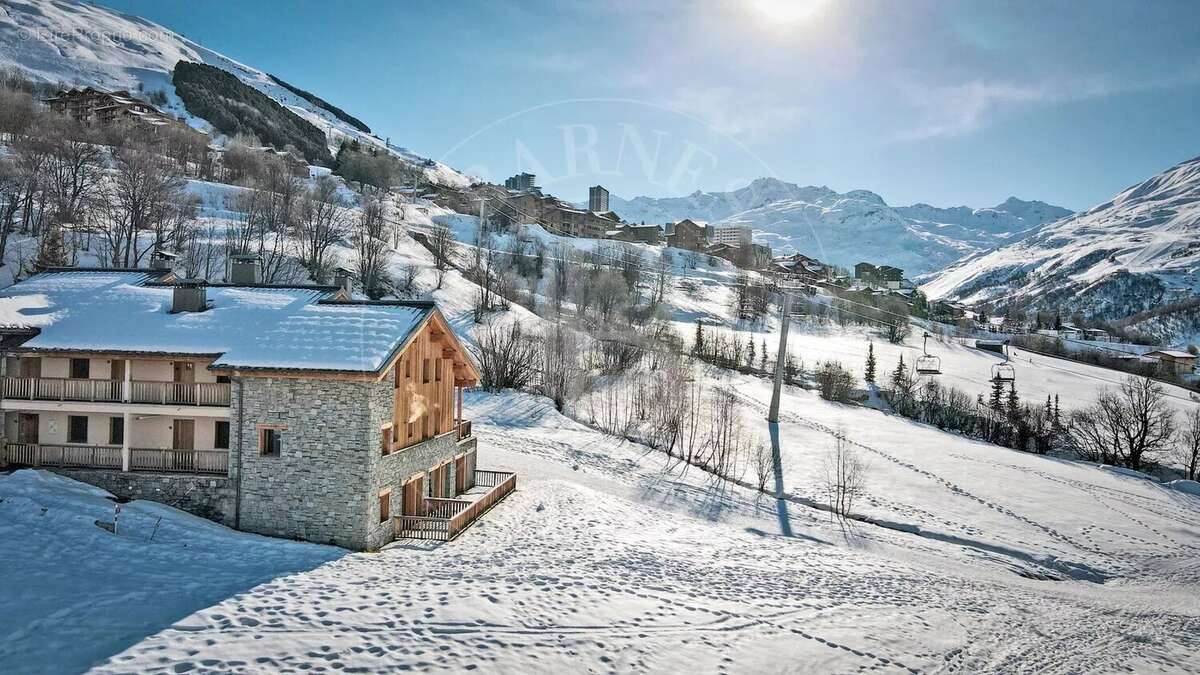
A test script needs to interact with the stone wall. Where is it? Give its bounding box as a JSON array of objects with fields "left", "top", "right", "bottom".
[
  {"left": 366, "top": 429, "right": 466, "bottom": 550},
  {"left": 47, "top": 468, "right": 236, "bottom": 526},
  {"left": 233, "top": 376, "right": 378, "bottom": 550}
]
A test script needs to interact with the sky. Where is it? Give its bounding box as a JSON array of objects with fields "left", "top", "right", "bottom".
[{"left": 97, "top": 0, "right": 1200, "bottom": 211}]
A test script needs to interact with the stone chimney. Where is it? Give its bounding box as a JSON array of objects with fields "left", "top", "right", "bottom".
[
  {"left": 171, "top": 279, "right": 207, "bottom": 313},
  {"left": 230, "top": 254, "right": 262, "bottom": 285},
  {"left": 334, "top": 267, "right": 354, "bottom": 295}
]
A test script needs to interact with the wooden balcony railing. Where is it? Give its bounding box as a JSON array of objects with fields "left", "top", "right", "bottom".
[
  {"left": 3, "top": 442, "right": 122, "bottom": 470},
  {"left": 394, "top": 470, "right": 516, "bottom": 542},
  {"left": 458, "top": 419, "right": 472, "bottom": 441},
  {"left": 2, "top": 377, "right": 230, "bottom": 407},
  {"left": 3, "top": 442, "right": 228, "bottom": 476}
]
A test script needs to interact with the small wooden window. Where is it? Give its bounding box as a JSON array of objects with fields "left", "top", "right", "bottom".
[
  {"left": 378, "top": 489, "right": 391, "bottom": 523},
  {"left": 214, "top": 421, "right": 230, "bottom": 450},
  {"left": 68, "top": 415, "right": 88, "bottom": 444},
  {"left": 69, "top": 358, "right": 90, "bottom": 379},
  {"left": 259, "top": 426, "right": 283, "bottom": 457},
  {"left": 380, "top": 423, "right": 393, "bottom": 456},
  {"left": 435, "top": 359, "right": 442, "bottom": 383},
  {"left": 108, "top": 416, "right": 124, "bottom": 445},
  {"left": 423, "top": 358, "right": 431, "bottom": 384}
]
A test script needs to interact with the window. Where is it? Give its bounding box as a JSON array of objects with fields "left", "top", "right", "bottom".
[
  {"left": 378, "top": 489, "right": 391, "bottom": 523},
  {"left": 216, "top": 375, "right": 231, "bottom": 384},
  {"left": 380, "top": 423, "right": 393, "bottom": 456},
  {"left": 214, "top": 421, "right": 230, "bottom": 450},
  {"left": 259, "top": 426, "right": 283, "bottom": 457},
  {"left": 108, "top": 417, "right": 123, "bottom": 445},
  {"left": 422, "top": 358, "right": 431, "bottom": 384},
  {"left": 435, "top": 359, "right": 442, "bottom": 383},
  {"left": 69, "top": 358, "right": 90, "bottom": 379},
  {"left": 68, "top": 416, "right": 88, "bottom": 444}
]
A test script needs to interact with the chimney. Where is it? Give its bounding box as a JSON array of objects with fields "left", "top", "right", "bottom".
[
  {"left": 230, "top": 254, "right": 261, "bottom": 285},
  {"left": 334, "top": 267, "right": 354, "bottom": 295},
  {"left": 171, "top": 279, "right": 207, "bottom": 313}
]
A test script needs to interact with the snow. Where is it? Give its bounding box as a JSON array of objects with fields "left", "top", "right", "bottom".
[
  {"left": 0, "top": 470, "right": 343, "bottom": 674},
  {"left": 0, "top": 0, "right": 471, "bottom": 188},
  {"left": 0, "top": 271, "right": 431, "bottom": 372},
  {"left": 607, "top": 177, "right": 1071, "bottom": 275},
  {"left": 5, "top": 388, "right": 1199, "bottom": 673}
]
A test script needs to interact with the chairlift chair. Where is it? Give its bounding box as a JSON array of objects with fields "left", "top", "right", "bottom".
[
  {"left": 990, "top": 343, "right": 1016, "bottom": 382},
  {"left": 915, "top": 331, "right": 942, "bottom": 375}
]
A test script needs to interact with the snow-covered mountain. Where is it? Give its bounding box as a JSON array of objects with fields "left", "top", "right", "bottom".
[
  {"left": 0, "top": 0, "right": 468, "bottom": 186},
  {"left": 609, "top": 178, "right": 1071, "bottom": 275},
  {"left": 923, "top": 155, "right": 1200, "bottom": 339}
]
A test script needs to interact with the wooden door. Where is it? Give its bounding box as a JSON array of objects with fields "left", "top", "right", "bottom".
[
  {"left": 430, "top": 462, "right": 450, "bottom": 498},
  {"left": 172, "top": 361, "right": 195, "bottom": 404},
  {"left": 402, "top": 475, "right": 424, "bottom": 516},
  {"left": 454, "top": 453, "right": 466, "bottom": 494},
  {"left": 172, "top": 419, "right": 195, "bottom": 450},
  {"left": 18, "top": 413, "right": 38, "bottom": 444},
  {"left": 110, "top": 360, "right": 126, "bottom": 380}
]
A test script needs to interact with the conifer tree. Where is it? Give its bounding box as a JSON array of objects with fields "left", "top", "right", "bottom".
[
  {"left": 891, "top": 354, "right": 906, "bottom": 390},
  {"left": 34, "top": 225, "right": 68, "bottom": 272},
  {"left": 693, "top": 320, "right": 704, "bottom": 355},
  {"left": 760, "top": 339, "right": 768, "bottom": 372},
  {"left": 989, "top": 377, "right": 1005, "bottom": 411},
  {"left": 747, "top": 338, "right": 756, "bottom": 372},
  {"left": 865, "top": 342, "right": 877, "bottom": 384}
]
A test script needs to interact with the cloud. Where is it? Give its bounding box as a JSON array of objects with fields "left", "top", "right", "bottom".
[{"left": 659, "top": 86, "right": 804, "bottom": 143}]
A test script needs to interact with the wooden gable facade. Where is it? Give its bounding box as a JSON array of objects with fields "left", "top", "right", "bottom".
[{"left": 385, "top": 310, "right": 479, "bottom": 453}]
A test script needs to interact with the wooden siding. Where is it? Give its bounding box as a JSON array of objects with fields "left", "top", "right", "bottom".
[{"left": 391, "top": 317, "right": 458, "bottom": 451}]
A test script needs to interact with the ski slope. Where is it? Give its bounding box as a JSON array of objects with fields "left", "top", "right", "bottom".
[{"left": 6, "top": 387, "right": 1198, "bottom": 674}]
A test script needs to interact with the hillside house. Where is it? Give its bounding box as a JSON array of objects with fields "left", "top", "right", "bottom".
[
  {"left": 1144, "top": 350, "right": 1197, "bottom": 376},
  {"left": 497, "top": 190, "right": 620, "bottom": 238},
  {"left": 666, "top": 219, "right": 709, "bottom": 251},
  {"left": 43, "top": 87, "right": 178, "bottom": 129},
  {"left": 607, "top": 223, "right": 663, "bottom": 244},
  {"left": 0, "top": 266, "right": 512, "bottom": 549}
]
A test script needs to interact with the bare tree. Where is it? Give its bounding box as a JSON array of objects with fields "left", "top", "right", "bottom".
[
  {"left": 470, "top": 320, "right": 540, "bottom": 391},
  {"left": 45, "top": 125, "right": 106, "bottom": 226},
  {"left": 297, "top": 175, "right": 349, "bottom": 281},
  {"left": 96, "top": 143, "right": 187, "bottom": 267},
  {"left": 824, "top": 432, "right": 867, "bottom": 521},
  {"left": 1173, "top": 406, "right": 1200, "bottom": 480},
  {"left": 430, "top": 223, "right": 457, "bottom": 290},
  {"left": 537, "top": 320, "right": 585, "bottom": 412},
  {"left": 354, "top": 196, "right": 389, "bottom": 298},
  {"left": 752, "top": 442, "right": 773, "bottom": 497},
  {"left": 1065, "top": 376, "right": 1176, "bottom": 471}
]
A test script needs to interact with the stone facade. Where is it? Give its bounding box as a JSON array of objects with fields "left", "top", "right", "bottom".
[
  {"left": 46, "top": 468, "right": 236, "bottom": 525},
  {"left": 365, "top": 431, "right": 471, "bottom": 550},
  {"left": 233, "top": 376, "right": 381, "bottom": 550}
]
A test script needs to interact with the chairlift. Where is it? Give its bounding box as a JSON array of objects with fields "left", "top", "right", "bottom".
[
  {"left": 990, "top": 343, "right": 1016, "bottom": 383},
  {"left": 915, "top": 331, "right": 942, "bottom": 375}
]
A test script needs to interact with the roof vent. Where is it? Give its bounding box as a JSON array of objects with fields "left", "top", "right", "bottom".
[
  {"left": 172, "top": 279, "right": 208, "bottom": 313},
  {"left": 230, "top": 253, "right": 261, "bottom": 285}
]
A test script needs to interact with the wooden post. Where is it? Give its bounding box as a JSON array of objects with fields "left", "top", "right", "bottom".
[
  {"left": 456, "top": 385, "right": 463, "bottom": 439},
  {"left": 123, "top": 359, "right": 131, "bottom": 403},
  {"left": 121, "top": 410, "right": 131, "bottom": 472}
]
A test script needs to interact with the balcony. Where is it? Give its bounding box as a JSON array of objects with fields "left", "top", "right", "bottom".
[
  {"left": 394, "top": 469, "right": 516, "bottom": 541},
  {"left": 3, "top": 442, "right": 229, "bottom": 476},
  {"left": 2, "top": 378, "right": 231, "bottom": 407}
]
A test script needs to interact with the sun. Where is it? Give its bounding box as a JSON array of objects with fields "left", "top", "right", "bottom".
[{"left": 750, "top": 0, "right": 825, "bottom": 24}]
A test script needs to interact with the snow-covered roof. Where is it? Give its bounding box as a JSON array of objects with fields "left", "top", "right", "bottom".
[
  {"left": 0, "top": 270, "right": 436, "bottom": 373},
  {"left": 1146, "top": 350, "right": 1195, "bottom": 360}
]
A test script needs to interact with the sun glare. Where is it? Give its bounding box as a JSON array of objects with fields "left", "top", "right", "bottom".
[{"left": 750, "top": 0, "right": 825, "bottom": 24}]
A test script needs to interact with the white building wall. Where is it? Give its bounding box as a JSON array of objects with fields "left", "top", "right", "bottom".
[{"left": 4, "top": 411, "right": 222, "bottom": 449}]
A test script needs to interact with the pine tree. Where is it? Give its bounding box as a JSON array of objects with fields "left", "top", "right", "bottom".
[
  {"left": 989, "top": 378, "right": 1005, "bottom": 411},
  {"left": 1006, "top": 385, "right": 1020, "bottom": 419},
  {"left": 747, "top": 338, "right": 757, "bottom": 372},
  {"left": 864, "top": 342, "right": 877, "bottom": 384},
  {"left": 34, "top": 225, "right": 68, "bottom": 272},
  {"left": 693, "top": 320, "right": 704, "bottom": 355},
  {"left": 1053, "top": 394, "right": 1062, "bottom": 429},
  {"left": 760, "top": 340, "right": 768, "bottom": 372},
  {"left": 891, "top": 354, "right": 906, "bottom": 390}
]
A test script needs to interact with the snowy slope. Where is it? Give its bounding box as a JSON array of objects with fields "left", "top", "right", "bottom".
[
  {"left": 923, "top": 155, "right": 1200, "bottom": 339},
  {"left": 609, "top": 178, "right": 1071, "bottom": 275},
  {"left": 0, "top": 0, "right": 469, "bottom": 187},
  {"left": 8, "top": 387, "right": 1198, "bottom": 673}
]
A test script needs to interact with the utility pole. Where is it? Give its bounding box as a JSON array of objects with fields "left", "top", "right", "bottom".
[{"left": 768, "top": 291, "right": 792, "bottom": 422}]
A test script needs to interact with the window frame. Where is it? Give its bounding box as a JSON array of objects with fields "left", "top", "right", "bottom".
[
  {"left": 214, "top": 420, "right": 230, "bottom": 450},
  {"left": 108, "top": 416, "right": 123, "bottom": 446},
  {"left": 257, "top": 424, "right": 286, "bottom": 458},
  {"left": 67, "top": 415, "right": 88, "bottom": 444},
  {"left": 378, "top": 489, "right": 391, "bottom": 523},
  {"left": 69, "top": 358, "right": 90, "bottom": 380}
]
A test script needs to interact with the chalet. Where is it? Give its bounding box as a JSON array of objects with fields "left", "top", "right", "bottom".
[
  {"left": 666, "top": 219, "right": 709, "bottom": 251},
  {"left": 772, "top": 252, "right": 829, "bottom": 282},
  {"left": 0, "top": 264, "right": 512, "bottom": 549},
  {"left": 496, "top": 190, "right": 620, "bottom": 238},
  {"left": 1081, "top": 328, "right": 1111, "bottom": 341},
  {"left": 1144, "top": 350, "right": 1197, "bottom": 376},
  {"left": 43, "top": 87, "right": 178, "bottom": 129},
  {"left": 607, "top": 223, "right": 663, "bottom": 245}
]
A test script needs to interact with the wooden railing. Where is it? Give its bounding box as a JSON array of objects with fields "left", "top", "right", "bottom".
[
  {"left": 458, "top": 419, "right": 473, "bottom": 440},
  {"left": 394, "top": 470, "right": 516, "bottom": 542},
  {"left": 2, "top": 377, "right": 230, "bottom": 406},
  {"left": 2, "top": 443, "right": 228, "bottom": 476},
  {"left": 3, "top": 442, "right": 122, "bottom": 470},
  {"left": 129, "top": 448, "right": 228, "bottom": 475},
  {"left": 2, "top": 377, "right": 122, "bottom": 402}
]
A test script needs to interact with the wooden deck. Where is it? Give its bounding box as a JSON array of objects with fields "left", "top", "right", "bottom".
[
  {"left": 3, "top": 442, "right": 229, "bottom": 475},
  {"left": 394, "top": 470, "right": 516, "bottom": 541}
]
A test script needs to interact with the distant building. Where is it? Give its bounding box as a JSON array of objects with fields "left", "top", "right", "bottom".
[
  {"left": 504, "top": 172, "right": 537, "bottom": 191},
  {"left": 666, "top": 219, "right": 709, "bottom": 251},
  {"left": 854, "top": 262, "right": 877, "bottom": 280},
  {"left": 748, "top": 243, "right": 772, "bottom": 270},
  {"left": 854, "top": 262, "right": 904, "bottom": 289},
  {"left": 43, "top": 87, "right": 178, "bottom": 129},
  {"left": 496, "top": 190, "right": 619, "bottom": 238},
  {"left": 607, "top": 223, "right": 663, "bottom": 245},
  {"left": 710, "top": 225, "right": 752, "bottom": 248},
  {"left": 588, "top": 185, "right": 610, "bottom": 213},
  {"left": 1145, "top": 350, "right": 1197, "bottom": 375}
]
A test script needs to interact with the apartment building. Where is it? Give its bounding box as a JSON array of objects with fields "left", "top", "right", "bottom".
[
  {"left": 0, "top": 265, "right": 513, "bottom": 549},
  {"left": 43, "top": 87, "right": 178, "bottom": 129}
]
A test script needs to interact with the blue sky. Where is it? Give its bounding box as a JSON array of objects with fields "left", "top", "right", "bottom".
[{"left": 100, "top": 0, "right": 1200, "bottom": 210}]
